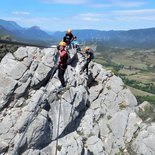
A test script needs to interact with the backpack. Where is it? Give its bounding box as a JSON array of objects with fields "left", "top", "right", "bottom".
[{"left": 89, "top": 50, "right": 94, "bottom": 59}]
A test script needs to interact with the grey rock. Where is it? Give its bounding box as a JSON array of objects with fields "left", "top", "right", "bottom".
[
  {"left": 14, "top": 78, "right": 31, "bottom": 99},
  {"left": 0, "top": 115, "right": 13, "bottom": 134},
  {"left": 85, "top": 136, "right": 106, "bottom": 155},
  {"left": 118, "top": 88, "right": 137, "bottom": 108},
  {"left": 0, "top": 57, "right": 28, "bottom": 80},
  {"left": 14, "top": 47, "right": 28, "bottom": 61},
  {"left": 59, "top": 134, "right": 83, "bottom": 155},
  {"left": 77, "top": 109, "right": 94, "bottom": 136},
  {"left": 23, "top": 149, "right": 40, "bottom": 155},
  {"left": 0, "top": 52, "right": 15, "bottom": 62},
  {"left": 23, "top": 89, "right": 44, "bottom": 112},
  {"left": 0, "top": 139, "right": 9, "bottom": 154},
  {"left": 14, "top": 98, "right": 26, "bottom": 107},
  {"left": 14, "top": 89, "right": 44, "bottom": 134},
  {"left": 0, "top": 73, "right": 17, "bottom": 95},
  {"left": 40, "top": 141, "right": 56, "bottom": 155},
  {"left": 0, "top": 46, "right": 154, "bottom": 155},
  {"left": 41, "top": 133, "right": 83, "bottom": 155},
  {"left": 0, "top": 73, "right": 17, "bottom": 110},
  {"left": 98, "top": 118, "right": 110, "bottom": 140},
  {"left": 90, "top": 62, "right": 101, "bottom": 78},
  {"left": 20, "top": 70, "right": 33, "bottom": 83},
  {"left": 30, "top": 60, "right": 39, "bottom": 72},
  {"left": 136, "top": 101, "right": 152, "bottom": 113},
  {"left": 42, "top": 48, "right": 55, "bottom": 67},
  {"left": 26, "top": 110, "right": 52, "bottom": 149},
  {"left": 31, "top": 62, "right": 51, "bottom": 87},
  {"left": 132, "top": 124, "right": 155, "bottom": 155},
  {"left": 108, "top": 110, "right": 129, "bottom": 139},
  {"left": 46, "top": 77, "right": 61, "bottom": 94},
  {"left": 22, "top": 56, "right": 33, "bottom": 67},
  {"left": 124, "top": 112, "right": 142, "bottom": 143},
  {"left": 13, "top": 110, "right": 31, "bottom": 133},
  {"left": 26, "top": 47, "right": 39, "bottom": 58},
  {"left": 0, "top": 130, "right": 15, "bottom": 145},
  {"left": 89, "top": 83, "right": 103, "bottom": 102},
  {"left": 105, "top": 75, "right": 124, "bottom": 94}
]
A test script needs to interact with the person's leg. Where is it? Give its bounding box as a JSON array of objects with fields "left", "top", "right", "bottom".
[
  {"left": 58, "top": 66, "right": 66, "bottom": 87},
  {"left": 86, "top": 63, "right": 89, "bottom": 75},
  {"left": 82, "top": 61, "right": 88, "bottom": 72},
  {"left": 84, "top": 60, "right": 91, "bottom": 75},
  {"left": 77, "top": 46, "right": 81, "bottom": 52}
]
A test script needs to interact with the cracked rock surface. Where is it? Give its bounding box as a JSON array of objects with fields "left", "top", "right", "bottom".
[{"left": 0, "top": 47, "right": 154, "bottom": 155}]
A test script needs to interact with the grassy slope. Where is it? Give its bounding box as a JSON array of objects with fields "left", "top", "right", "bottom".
[{"left": 128, "top": 86, "right": 155, "bottom": 96}]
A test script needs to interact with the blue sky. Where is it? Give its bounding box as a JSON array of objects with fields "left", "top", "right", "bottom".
[{"left": 0, "top": 0, "right": 155, "bottom": 31}]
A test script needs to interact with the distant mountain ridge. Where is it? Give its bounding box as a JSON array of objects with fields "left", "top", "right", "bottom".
[
  {"left": 52, "top": 28, "right": 155, "bottom": 48},
  {"left": 0, "top": 19, "right": 155, "bottom": 48},
  {"left": 0, "top": 19, "right": 23, "bottom": 32},
  {"left": 0, "top": 19, "right": 51, "bottom": 44},
  {"left": 0, "top": 25, "right": 10, "bottom": 36}
]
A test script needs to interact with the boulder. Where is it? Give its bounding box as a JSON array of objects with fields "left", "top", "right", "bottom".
[
  {"left": 0, "top": 73, "right": 17, "bottom": 110},
  {"left": 14, "top": 47, "right": 28, "bottom": 61}
]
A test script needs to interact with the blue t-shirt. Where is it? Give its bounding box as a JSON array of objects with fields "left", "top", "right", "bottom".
[{"left": 72, "top": 40, "right": 79, "bottom": 47}]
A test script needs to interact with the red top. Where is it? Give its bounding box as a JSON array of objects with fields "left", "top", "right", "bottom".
[{"left": 59, "top": 50, "right": 68, "bottom": 66}]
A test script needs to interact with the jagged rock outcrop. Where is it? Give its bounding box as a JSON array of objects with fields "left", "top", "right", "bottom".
[{"left": 0, "top": 46, "right": 155, "bottom": 155}]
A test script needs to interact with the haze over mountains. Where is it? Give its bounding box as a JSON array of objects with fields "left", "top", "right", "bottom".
[{"left": 0, "top": 19, "right": 155, "bottom": 48}]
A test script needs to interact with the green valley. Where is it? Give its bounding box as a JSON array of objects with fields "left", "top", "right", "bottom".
[{"left": 95, "top": 46, "right": 155, "bottom": 105}]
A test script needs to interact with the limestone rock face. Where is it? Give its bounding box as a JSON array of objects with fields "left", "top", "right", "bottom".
[
  {"left": 0, "top": 47, "right": 154, "bottom": 155},
  {"left": 131, "top": 123, "right": 155, "bottom": 155}
]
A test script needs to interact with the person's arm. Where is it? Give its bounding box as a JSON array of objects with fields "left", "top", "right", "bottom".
[
  {"left": 70, "top": 34, "right": 74, "bottom": 42},
  {"left": 86, "top": 53, "right": 90, "bottom": 59},
  {"left": 63, "top": 36, "right": 66, "bottom": 42},
  {"left": 71, "top": 41, "right": 74, "bottom": 49}
]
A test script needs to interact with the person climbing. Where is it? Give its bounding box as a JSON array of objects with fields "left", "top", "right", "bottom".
[
  {"left": 71, "top": 36, "right": 79, "bottom": 48},
  {"left": 63, "top": 29, "right": 74, "bottom": 48},
  {"left": 71, "top": 36, "right": 81, "bottom": 52},
  {"left": 57, "top": 41, "right": 68, "bottom": 87},
  {"left": 81, "top": 46, "right": 94, "bottom": 75}
]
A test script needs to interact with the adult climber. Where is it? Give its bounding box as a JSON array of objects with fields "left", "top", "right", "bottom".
[
  {"left": 81, "top": 46, "right": 94, "bottom": 75},
  {"left": 57, "top": 41, "right": 68, "bottom": 87},
  {"left": 63, "top": 29, "right": 74, "bottom": 48}
]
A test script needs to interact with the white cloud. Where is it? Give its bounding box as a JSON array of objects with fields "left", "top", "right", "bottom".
[
  {"left": 12, "top": 11, "right": 30, "bottom": 16},
  {"left": 109, "top": 0, "right": 147, "bottom": 7},
  {"left": 114, "top": 9, "right": 155, "bottom": 16},
  {"left": 43, "top": 0, "right": 89, "bottom": 4},
  {"left": 89, "top": 3, "right": 111, "bottom": 8},
  {"left": 108, "top": 9, "right": 155, "bottom": 23},
  {"left": 3, "top": 6, "right": 155, "bottom": 31},
  {"left": 40, "top": 0, "right": 147, "bottom": 8},
  {"left": 77, "top": 13, "right": 104, "bottom": 22},
  {"left": 89, "top": 0, "right": 147, "bottom": 8}
]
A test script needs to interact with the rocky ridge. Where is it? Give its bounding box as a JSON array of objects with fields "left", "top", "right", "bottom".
[{"left": 0, "top": 46, "right": 155, "bottom": 155}]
